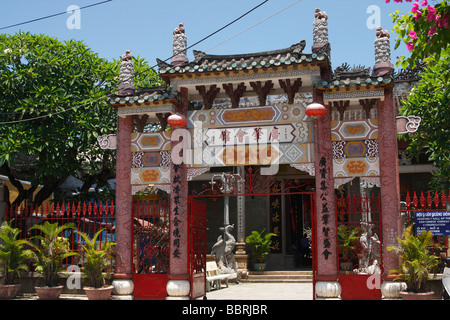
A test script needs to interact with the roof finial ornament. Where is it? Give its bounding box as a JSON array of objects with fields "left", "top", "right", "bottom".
[
  {"left": 314, "top": 8, "right": 328, "bottom": 20},
  {"left": 171, "top": 23, "right": 189, "bottom": 66},
  {"left": 376, "top": 26, "right": 390, "bottom": 39},
  {"left": 312, "top": 8, "right": 329, "bottom": 53},
  {"left": 373, "top": 26, "right": 394, "bottom": 77},
  {"left": 118, "top": 49, "right": 135, "bottom": 95}
]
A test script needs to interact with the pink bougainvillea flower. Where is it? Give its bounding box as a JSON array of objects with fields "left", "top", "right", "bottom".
[
  {"left": 412, "top": 2, "right": 420, "bottom": 13},
  {"left": 409, "top": 30, "right": 419, "bottom": 39},
  {"left": 428, "top": 26, "right": 437, "bottom": 36},
  {"left": 421, "top": 0, "right": 428, "bottom": 6},
  {"left": 427, "top": 12, "right": 437, "bottom": 22},
  {"left": 406, "top": 42, "right": 415, "bottom": 51},
  {"left": 414, "top": 11, "right": 423, "bottom": 21},
  {"left": 438, "top": 13, "right": 450, "bottom": 28}
]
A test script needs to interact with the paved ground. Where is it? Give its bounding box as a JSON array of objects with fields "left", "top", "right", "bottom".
[
  {"left": 8, "top": 282, "right": 313, "bottom": 301},
  {"left": 205, "top": 282, "right": 314, "bottom": 300}
]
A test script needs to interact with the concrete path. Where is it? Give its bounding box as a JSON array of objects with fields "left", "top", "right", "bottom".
[{"left": 204, "top": 282, "right": 314, "bottom": 300}]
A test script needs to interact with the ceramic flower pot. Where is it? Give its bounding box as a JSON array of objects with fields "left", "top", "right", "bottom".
[
  {"left": 399, "top": 291, "right": 434, "bottom": 300},
  {"left": 34, "top": 286, "right": 64, "bottom": 300},
  {"left": 0, "top": 284, "right": 22, "bottom": 299},
  {"left": 253, "top": 263, "right": 267, "bottom": 271},
  {"left": 84, "top": 285, "right": 114, "bottom": 300}
]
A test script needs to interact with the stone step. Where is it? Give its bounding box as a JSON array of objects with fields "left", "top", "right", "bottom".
[{"left": 243, "top": 270, "right": 313, "bottom": 283}]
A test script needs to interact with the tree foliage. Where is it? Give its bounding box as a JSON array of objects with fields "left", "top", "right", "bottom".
[
  {"left": 0, "top": 32, "right": 162, "bottom": 206},
  {"left": 389, "top": 1, "right": 450, "bottom": 189},
  {"left": 400, "top": 55, "right": 450, "bottom": 189}
]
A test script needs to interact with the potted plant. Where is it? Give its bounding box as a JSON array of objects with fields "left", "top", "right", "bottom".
[
  {"left": 0, "top": 220, "right": 34, "bottom": 299},
  {"left": 76, "top": 228, "right": 115, "bottom": 300},
  {"left": 29, "top": 221, "right": 78, "bottom": 300},
  {"left": 337, "top": 225, "right": 362, "bottom": 272},
  {"left": 245, "top": 230, "right": 275, "bottom": 271},
  {"left": 388, "top": 226, "right": 440, "bottom": 300}
]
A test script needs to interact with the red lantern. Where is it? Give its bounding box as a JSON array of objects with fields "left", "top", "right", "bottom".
[
  {"left": 305, "top": 103, "right": 326, "bottom": 119},
  {"left": 167, "top": 113, "right": 187, "bottom": 128}
]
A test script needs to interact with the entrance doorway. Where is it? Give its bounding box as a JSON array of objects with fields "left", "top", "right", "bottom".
[
  {"left": 188, "top": 169, "right": 316, "bottom": 273},
  {"left": 283, "top": 192, "right": 313, "bottom": 268}
]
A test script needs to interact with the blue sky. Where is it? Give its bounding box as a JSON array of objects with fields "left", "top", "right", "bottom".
[{"left": 1, "top": 0, "right": 416, "bottom": 72}]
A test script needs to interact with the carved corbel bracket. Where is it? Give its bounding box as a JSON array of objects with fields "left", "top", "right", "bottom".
[
  {"left": 279, "top": 78, "right": 303, "bottom": 104},
  {"left": 359, "top": 98, "right": 378, "bottom": 119},
  {"left": 133, "top": 114, "right": 149, "bottom": 132},
  {"left": 222, "top": 83, "right": 246, "bottom": 108},
  {"left": 249, "top": 80, "right": 274, "bottom": 106},
  {"left": 195, "top": 85, "right": 220, "bottom": 110},
  {"left": 333, "top": 100, "right": 349, "bottom": 121},
  {"left": 156, "top": 112, "right": 171, "bottom": 131}
]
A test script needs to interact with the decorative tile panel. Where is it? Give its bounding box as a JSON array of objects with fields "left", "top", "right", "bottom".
[
  {"left": 187, "top": 103, "right": 310, "bottom": 128},
  {"left": 191, "top": 143, "right": 313, "bottom": 167},
  {"left": 131, "top": 132, "right": 171, "bottom": 152},
  {"left": 131, "top": 166, "right": 171, "bottom": 184},
  {"left": 331, "top": 119, "right": 378, "bottom": 141},
  {"left": 333, "top": 157, "right": 379, "bottom": 178}
]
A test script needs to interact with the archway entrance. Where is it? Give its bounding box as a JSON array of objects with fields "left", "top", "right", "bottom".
[{"left": 187, "top": 167, "right": 318, "bottom": 299}]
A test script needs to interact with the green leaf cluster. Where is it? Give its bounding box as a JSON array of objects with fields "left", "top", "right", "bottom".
[
  {"left": 337, "top": 224, "right": 362, "bottom": 259},
  {"left": 388, "top": 226, "right": 441, "bottom": 293},
  {"left": 29, "top": 221, "right": 78, "bottom": 287},
  {"left": 76, "top": 229, "right": 115, "bottom": 288},
  {"left": 0, "top": 220, "right": 34, "bottom": 285},
  {"left": 245, "top": 229, "right": 275, "bottom": 263}
]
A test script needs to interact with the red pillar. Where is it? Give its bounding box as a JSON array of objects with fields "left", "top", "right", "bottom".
[
  {"left": 112, "top": 115, "right": 134, "bottom": 296},
  {"left": 166, "top": 87, "right": 191, "bottom": 299},
  {"left": 377, "top": 87, "right": 402, "bottom": 278},
  {"left": 313, "top": 90, "right": 341, "bottom": 298}
]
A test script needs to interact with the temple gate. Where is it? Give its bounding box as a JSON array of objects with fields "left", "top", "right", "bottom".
[{"left": 102, "top": 8, "right": 420, "bottom": 299}]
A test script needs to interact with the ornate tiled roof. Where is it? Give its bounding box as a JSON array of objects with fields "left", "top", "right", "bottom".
[
  {"left": 315, "top": 63, "right": 393, "bottom": 90},
  {"left": 109, "top": 86, "right": 177, "bottom": 106},
  {"left": 157, "top": 41, "right": 330, "bottom": 76}
]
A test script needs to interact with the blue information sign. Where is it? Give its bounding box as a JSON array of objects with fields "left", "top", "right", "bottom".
[{"left": 414, "top": 211, "right": 450, "bottom": 236}]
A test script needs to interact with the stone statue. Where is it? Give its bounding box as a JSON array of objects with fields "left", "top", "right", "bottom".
[
  {"left": 358, "top": 222, "right": 381, "bottom": 274},
  {"left": 211, "top": 224, "right": 238, "bottom": 274}
]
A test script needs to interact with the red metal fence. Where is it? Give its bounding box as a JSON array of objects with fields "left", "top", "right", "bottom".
[
  {"left": 335, "top": 193, "right": 382, "bottom": 275},
  {"left": 4, "top": 201, "right": 115, "bottom": 271}
]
